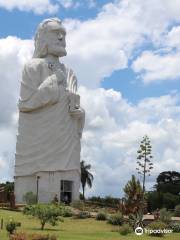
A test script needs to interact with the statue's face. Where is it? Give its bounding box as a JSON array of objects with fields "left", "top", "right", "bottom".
[{"left": 46, "top": 21, "right": 67, "bottom": 57}]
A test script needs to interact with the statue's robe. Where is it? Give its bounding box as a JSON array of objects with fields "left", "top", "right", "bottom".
[{"left": 15, "top": 58, "right": 84, "bottom": 177}]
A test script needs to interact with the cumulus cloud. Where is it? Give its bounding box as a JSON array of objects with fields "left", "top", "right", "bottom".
[
  {"left": 0, "top": 36, "right": 33, "bottom": 181},
  {"left": 0, "top": 37, "right": 33, "bottom": 127},
  {"left": 132, "top": 51, "right": 180, "bottom": 83},
  {"left": 61, "top": 0, "right": 180, "bottom": 87},
  {"left": 0, "top": 0, "right": 59, "bottom": 14},
  {"left": 165, "top": 26, "right": 180, "bottom": 50},
  {"left": 79, "top": 87, "right": 180, "bottom": 196}
]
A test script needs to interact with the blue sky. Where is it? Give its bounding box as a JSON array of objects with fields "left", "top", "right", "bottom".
[{"left": 0, "top": 0, "right": 180, "bottom": 197}]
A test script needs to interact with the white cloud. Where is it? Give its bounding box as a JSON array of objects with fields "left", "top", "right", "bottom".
[
  {"left": 0, "top": 157, "right": 6, "bottom": 168},
  {"left": 58, "top": 0, "right": 74, "bottom": 9},
  {"left": 58, "top": 0, "right": 96, "bottom": 9},
  {"left": 0, "top": 36, "right": 33, "bottom": 180},
  {"left": 132, "top": 51, "right": 180, "bottom": 83},
  {"left": 0, "top": 37, "right": 33, "bottom": 126},
  {"left": 61, "top": 0, "right": 180, "bottom": 87},
  {"left": 0, "top": 0, "right": 59, "bottom": 14},
  {"left": 166, "top": 26, "right": 180, "bottom": 50}
]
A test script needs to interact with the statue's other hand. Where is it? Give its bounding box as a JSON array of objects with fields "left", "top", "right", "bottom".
[{"left": 68, "top": 92, "right": 80, "bottom": 112}]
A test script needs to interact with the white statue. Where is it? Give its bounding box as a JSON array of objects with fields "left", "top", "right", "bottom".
[{"left": 14, "top": 18, "right": 85, "bottom": 203}]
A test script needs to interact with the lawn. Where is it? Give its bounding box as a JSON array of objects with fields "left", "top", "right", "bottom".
[{"left": 0, "top": 209, "right": 180, "bottom": 240}]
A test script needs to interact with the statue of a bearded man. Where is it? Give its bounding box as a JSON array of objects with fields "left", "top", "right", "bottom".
[{"left": 14, "top": 18, "right": 85, "bottom": 203}]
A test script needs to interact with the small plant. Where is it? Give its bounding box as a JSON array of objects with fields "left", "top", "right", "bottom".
[
  {"left": 159, "top": 208, "right": 172, "bottom": 223},
  {"left": 10, "top": 232, "right": 27, "bottom": 240},
  {"left": 6, "top": 218, "right": 21, "bottom": 235},
  {"left": 147, "top": 221, "right": 167, "bottom": 237},
  {"left": 174, "top": 204, "right": 180, "bottom": 217},
  {"left": 168, "top": 222, "right": 180, "bottom": 233},
  {"left": 75, "top": 211, "right": 91, "bottom": 219},
  {"left": 96, "top": 211, "right": 107, "bottom": 221},
  {"left": 107, "top": 212, "right": 124, "bottom": 226},
  {"left": 119, "top": 224, "right": 132, "bottom": 235},
  {"left": 23, "top": 191, "right": 37, "bottom": 204}
]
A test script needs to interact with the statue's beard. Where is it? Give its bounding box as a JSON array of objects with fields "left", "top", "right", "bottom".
[
  {"left": 47, "top": 46, "right": 67, "bottom": 57},
  {"left": 58, "top": 47, "right": 67, "bottom": 57}
]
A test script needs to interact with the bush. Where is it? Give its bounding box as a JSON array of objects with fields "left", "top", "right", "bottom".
[
  {"left": 62, "top": 207, "right": 73, "bottom": 217},
  {"left": 6, "top": 218, "right": 21, "bottom": 235},
  {"left": 88, "top": 196, "right": 119, "bottom": 207},
  {"left": 10, "top": 232, "right": 27, "bottom": 240},
  {"left": 23, "top": 205, "right": 35, "bottom": 215},
  {"left": 119, "top": 224, "right": 132, "bottom": 235},
  {"left": 159, "top": 208, "right": 172, "bottom": 223},
  {"left": 107, "top": 212, "right": 124, "bottom": 226},
  {"left": 96, "top": 212, "right": 107, "bottom": 221},
  {"left": 75, "top": 211, "right": 91, "bottom": 219},
  {"left": 71, "top": 200, "right": 84, "bottom": 210},
  {"left": 147, "top": 221, "right": 167, "bottom": 237},
  {"left": 30, "top": 234, "right": 57, "bottom": 240},
  {"left": 10, "top": 233, "right": 57, "bottom": 240},
  {"left": 174, "top": 204, "right": 180, "bottom": 217},
  {"left": 168, "top": 222, "right": 180, "bottom": 233},
  {"left": 23, "top": 191, "right": 37, "bottom": 205}
]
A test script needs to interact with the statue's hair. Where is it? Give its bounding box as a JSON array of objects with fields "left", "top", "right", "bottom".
[{"left": 33, "top": 18, "right": 62, "bottom": 58}]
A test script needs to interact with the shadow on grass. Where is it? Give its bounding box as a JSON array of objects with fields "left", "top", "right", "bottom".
[{"left": 30, "top": 227, "right": 63, "bottom": 232}]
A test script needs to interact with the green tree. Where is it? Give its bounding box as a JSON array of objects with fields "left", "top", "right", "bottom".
[
  {"left": 163, "top": 192, "right": 180, "bottom": 209},
  {"left": 80, "top": 160, "right": 94, "bottom": 200},
  {"left": 123, "top": 175, "right": 143, "bottom": 213},
  {"left": 0, "top": 181, "right": 14, "bottom": 202},
  {"left": 146, "top": 191, "right": 163, "bottom": 212},
  {"left": 136, "top": 135, "right": 153, "bottom": 200},
  {"left": 23, "top": 204, "right": 63, "bottom": 230},
  {"left": 146, "top": 191, "right": 180, "bottom": 211},
  {"left": 155, "top": 171, "right": 180, "bottom": 195}
]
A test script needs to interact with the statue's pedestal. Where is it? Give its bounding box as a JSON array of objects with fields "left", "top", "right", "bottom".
[{"left": 15, "top": 170, "right": 80, "bottom": 203}]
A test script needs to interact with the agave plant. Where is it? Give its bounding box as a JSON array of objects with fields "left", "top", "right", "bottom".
[{"left": 128, "top": 210, "right": 144, "bottom": 230}]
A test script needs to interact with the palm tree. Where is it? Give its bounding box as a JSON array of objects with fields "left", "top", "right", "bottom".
[{"left": 80, "top": 160, "right": 94, "bottom": 200}]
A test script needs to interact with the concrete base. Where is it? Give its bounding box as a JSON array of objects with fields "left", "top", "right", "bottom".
[{"left": 15, "top": 170, "right": 80, "bottom": 204}]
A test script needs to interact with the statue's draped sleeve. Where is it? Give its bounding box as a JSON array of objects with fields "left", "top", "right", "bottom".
[{"left": 19, "top": 60, "right": 59, "bottom": 112}]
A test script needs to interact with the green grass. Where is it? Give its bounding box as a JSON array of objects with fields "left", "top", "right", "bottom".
[{"left": 0, "top": 209, "right": 180, "bottom": 240}]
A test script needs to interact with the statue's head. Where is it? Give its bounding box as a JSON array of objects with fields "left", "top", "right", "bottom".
[{"left": 33, "top": 18, "right": 67, "bottom": 58}]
